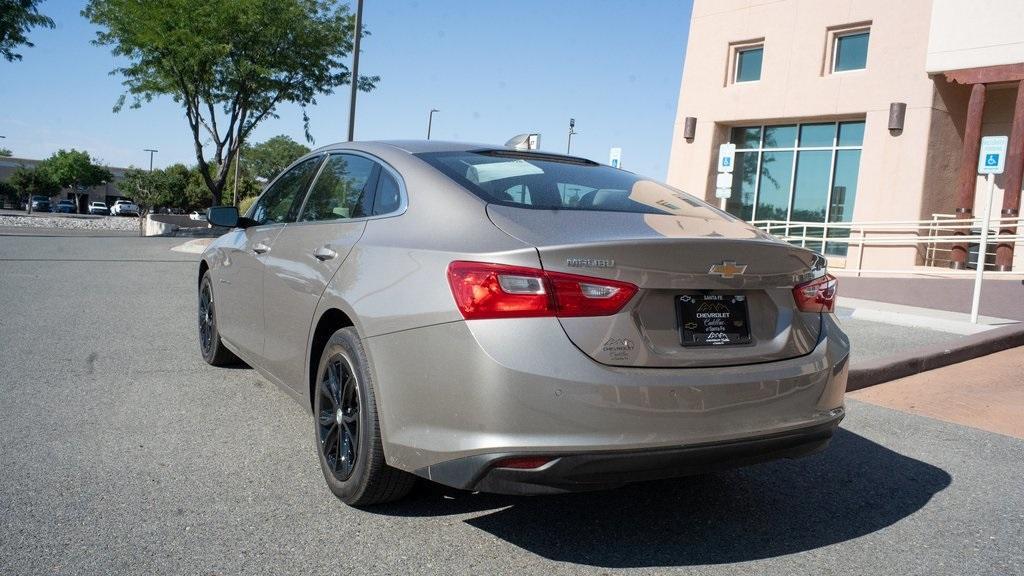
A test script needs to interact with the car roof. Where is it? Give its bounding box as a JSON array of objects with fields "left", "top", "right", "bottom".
[{"left": 310, "top": 139, "right": 594, "bottom": 162}]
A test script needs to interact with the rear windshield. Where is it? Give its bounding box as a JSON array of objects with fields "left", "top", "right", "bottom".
[{"left": 416, "top": 150, "right": 709, "bottom": 216}]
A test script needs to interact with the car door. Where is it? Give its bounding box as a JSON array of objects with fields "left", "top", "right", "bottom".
[
  {"left": 261, "top": 152, "right": 384, "bottom": 391},
  {"left": 215, "top": 155, "right": 324, "bottom": 361}
]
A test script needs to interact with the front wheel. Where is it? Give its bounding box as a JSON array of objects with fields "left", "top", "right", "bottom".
[
  {"left": 313, "top": 327, "right": 415, "bottom": 506},
  {"left": 198, "top": 271, "right": 239, "bottom": 366}
]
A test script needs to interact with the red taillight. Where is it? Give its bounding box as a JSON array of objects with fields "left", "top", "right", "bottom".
[
  {"left": 793, "top": 274, "right": 838, "bottom": 313},
  {"left": 446, "top": 261, "right": 637, "bottom": 320},
  {"left": 493, "top": 456, "right": 554, "bottom": 469}
]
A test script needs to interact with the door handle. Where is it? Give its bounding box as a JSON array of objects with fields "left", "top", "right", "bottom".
[
  {"left": 252, "top": 242, "right": 271, "bottom": 255},
  {"left": 313, "top": 246, "right": 338, "bottom": 261}
]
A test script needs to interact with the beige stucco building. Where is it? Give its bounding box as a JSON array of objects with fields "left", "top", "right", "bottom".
[{"left": 668, "top": 0, "right": 1024, "bottom": 271}]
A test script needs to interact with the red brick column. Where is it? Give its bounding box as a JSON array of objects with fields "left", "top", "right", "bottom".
[
  {"left": 951, "top": 83, "right": 987, "bottom": 269},
  {"left": 996, "top": 81, "right": 1024, "bottom": 271}
]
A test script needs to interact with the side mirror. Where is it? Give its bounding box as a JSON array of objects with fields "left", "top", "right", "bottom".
[{"left": 207, "top": 206, "right": 242, "bottom": 228}]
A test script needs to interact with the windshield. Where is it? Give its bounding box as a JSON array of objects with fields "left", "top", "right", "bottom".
[
  {"left": 416, "top": 150, "right": 709, "bottom": 216},
  {"left": 32, "top": 196, "right": 48, "bottom": 201}
]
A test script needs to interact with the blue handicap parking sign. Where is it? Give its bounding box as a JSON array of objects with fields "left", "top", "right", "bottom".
[
  {"left": 985, "top": 153, "right": 999, "bottom": 166},
  {"left": 722, "top": 158, "right": 731, "bottom": 167}
]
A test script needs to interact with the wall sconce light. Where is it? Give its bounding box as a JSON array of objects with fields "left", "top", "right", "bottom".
[
  {"left": 683, "top": 116, "right": 697, "bottom": 140},
  {"left": 888, "top": 102, "right": 906, "bottom": 134}
]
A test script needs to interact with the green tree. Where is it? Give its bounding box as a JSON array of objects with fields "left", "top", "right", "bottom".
[
  {"left": 1, "top": 0, "right": 55, "bottom": 62},
  {"left": 37, "top": 149, "right": 113, "bottom": 190},
  {"left": 242, "top": 135, "right": 310, "bottom": 181},
  {"left": 8, "top": 165, "right": 59, "bottom": 199},
  {"left": 84, "top": 0, "right": 378, "bottom": 206},
  {"left": 0, "top": 181, "right": 17, "bottom": 205},
  {"left": 0, "top": 148, "right": 12, "bottom": 157},
  {"left": 120, "top": 167, "right": 162, "bottom": 214}
]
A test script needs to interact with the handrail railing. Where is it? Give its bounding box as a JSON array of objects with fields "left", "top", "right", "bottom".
[{"left": 749, "top": 214, "right": 1023, "bottom": 274}]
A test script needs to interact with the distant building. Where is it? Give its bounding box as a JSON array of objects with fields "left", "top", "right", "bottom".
[
  {"left": 0, "top": 156, "right": 130, "bottom": 211},
  {"left": 668, "top": 0, "right": 1024, "bottom": 271}
]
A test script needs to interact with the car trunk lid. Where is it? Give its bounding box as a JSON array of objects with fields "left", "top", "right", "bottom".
[{"left": 486, "top": 205, "right": 825, "bottom": 367}]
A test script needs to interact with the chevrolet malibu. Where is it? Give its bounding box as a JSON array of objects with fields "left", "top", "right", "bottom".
[{"left": 198, "top": 140, "right": 848, "bottom": 506}]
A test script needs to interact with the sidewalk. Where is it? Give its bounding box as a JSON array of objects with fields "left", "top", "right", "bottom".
[
  {"left": 849, "top": 346, "right": 1024, "bottom": 439},
  {"left": 836, "top": 275, "right": 1024, "bottom": 321}
]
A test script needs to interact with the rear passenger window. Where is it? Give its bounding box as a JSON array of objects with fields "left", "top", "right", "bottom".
[
  {"left": 300, "top": 154, "right": 377, "bottom": 222},
  {"left": 373, "top": 170, "right": 402, "bottom": 215}
]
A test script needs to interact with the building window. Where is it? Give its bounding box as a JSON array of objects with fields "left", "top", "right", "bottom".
[
  {"left": 735, "top": 46, "right": 763, "bottom": 83},
  {"left": 725, "top": 120, "right": 865, "bottom": 256},
  {"left": 832, "top": 29, "right": 869, "bottom": 72}
]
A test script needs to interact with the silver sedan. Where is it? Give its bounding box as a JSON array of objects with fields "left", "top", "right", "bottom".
[{"left": 199, "top": 140, "right": 848, "bottom": 506}]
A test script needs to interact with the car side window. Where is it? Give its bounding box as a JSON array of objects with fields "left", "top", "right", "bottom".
[
  {"left": 300, "top": 154, "right": 378, "bottom": 222},
  {"left": 250, "top": 156, "right": 322, "bottom": 225},
  {"left": 373, "top": 169, "right": 403, "bottom": 215}
]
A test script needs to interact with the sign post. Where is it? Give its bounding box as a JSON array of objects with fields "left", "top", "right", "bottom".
[
  {"left": 609, "top": 147, "right": 622, "bottom": 169},
  {"left": 716, "top": 143, "right": 736, "bottom": 210},
  {"left": 971, "top": 135, "right": 1008, "bottom": 323}
]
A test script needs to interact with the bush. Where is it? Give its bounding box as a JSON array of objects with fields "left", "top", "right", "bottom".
[
  {"left": 0, "top": 181, "right": 17, "bottom": 204},
  {"left": 238, "top": 195, "right": 257, "bottom": 216}
]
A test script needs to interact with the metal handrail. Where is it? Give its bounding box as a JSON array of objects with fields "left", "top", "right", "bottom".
[{"left": 749, "top": 214, "right": 1023, "bottom": 273}]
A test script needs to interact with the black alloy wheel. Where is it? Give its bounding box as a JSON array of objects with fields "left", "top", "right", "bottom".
[
  {"left": 312, "top": 327, "right": 415, "bottom": 505},
  {"left": 198, "top": 281, "right": 215, "bottom": 356},
  {"left": 197, "top": 271, "right": 239, "bottom": 366},
  {"left": 317, "top": 354, "right": 361, "bottom": 481}
]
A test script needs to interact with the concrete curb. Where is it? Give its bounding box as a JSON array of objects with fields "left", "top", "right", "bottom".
[{"left": 847, "top": 323, "right": 1024, "bottom": 392}]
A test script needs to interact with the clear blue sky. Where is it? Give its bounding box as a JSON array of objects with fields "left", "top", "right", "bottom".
[{"left": 0, "top": 0, "right": 692, "bottom": 179}]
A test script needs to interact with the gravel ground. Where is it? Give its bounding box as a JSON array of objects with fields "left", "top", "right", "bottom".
[
  {"left": 1, "top": 235, "right": 1022, "bottom": 576},
  {"left": 0, "top": 214, "right": 140, "bottom": 232}
]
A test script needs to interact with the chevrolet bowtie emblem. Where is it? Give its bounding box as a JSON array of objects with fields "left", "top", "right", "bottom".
[{"left": 709, "top": 261, "right": 747, "bottom": 279}]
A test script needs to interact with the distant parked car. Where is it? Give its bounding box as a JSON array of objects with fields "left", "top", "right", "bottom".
[
  {"left": 88, "top": 201, "right": 109, "bottom": 215},
  {"left": 29, "top": 195, "right": 51, "bottom": 212},
  {"left": 189, "top": 210, "right": 208, "bottom": 222},
  {"left": 110, "top": 199, "right": 139, "bottom": 216},
  {"left": 54, "top": 200, "right": 77, "bottom": 214}
]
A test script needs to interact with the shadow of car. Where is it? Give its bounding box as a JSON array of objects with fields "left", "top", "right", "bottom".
[{"left": 369, "top": 429, "right": 950, "bottom": 568}]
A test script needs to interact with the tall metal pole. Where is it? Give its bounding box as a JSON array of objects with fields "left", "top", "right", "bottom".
[
  {"left": 144, "top": 149, "right": 158, "bottom": 171},
  {"left": 427, "top": 108, "right": 439, "bottom": 139},
  {"left": 970, "top": 172, "right": 995, "bottom": 324},
  {"left": 566, "top": 118, "right": 577, "bottom": 154},
  {"left": 347, "top": 0, "right": 364, "bottom": 142}
]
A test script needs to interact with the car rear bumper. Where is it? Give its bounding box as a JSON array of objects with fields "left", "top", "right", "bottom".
[
  {"left": 417, "top": 414, "right": 841, "bottom": 494},
  {"left": 365, "top": 314, "right": 849, "bottom": 493}
]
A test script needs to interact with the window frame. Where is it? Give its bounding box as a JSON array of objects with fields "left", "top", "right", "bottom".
[
  {"left": 246, "top": 154, "right": 326, "bottom": 227},
  {"left": 727, "top": 120, "right": 866, "bottom": 255},
  {"left": 734, "top": 46, "right": 764, "bottom": 84},
  {"left": 827, "top": 24, "right": 871, "bottom": 74},
  {"left": 291, "top": 149, "right": 409, "bottom": 226},
  {"left": 727, "top": 39, "right": 765, "bottom": 85}
]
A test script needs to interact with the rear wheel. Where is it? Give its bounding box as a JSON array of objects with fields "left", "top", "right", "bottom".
[
  {"left": 198, "top": 272, "right": 239, "bottom": 366},
  {"left": 313, "top": 327, "right": 415, "bottom": 506}
]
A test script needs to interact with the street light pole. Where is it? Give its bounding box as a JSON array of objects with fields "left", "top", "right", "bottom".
[
  {"left": 144, "top": 149, "right": 158, "bottom": 171},
  {"left": 427, "top": 109, "right": 439, "bottom": 139},
  {"left": 566, "top": 118, "right": 577, "bottom": 154},
  {"left": 347, "top": 0, "right": 364, "bottom": 142}
]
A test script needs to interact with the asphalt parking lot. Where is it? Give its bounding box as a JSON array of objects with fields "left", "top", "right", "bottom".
[{"left": 1, "top": 235, "right": 1022, "bottom": 575}]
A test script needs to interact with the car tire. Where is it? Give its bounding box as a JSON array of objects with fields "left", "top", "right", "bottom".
[
  {"left": 313, "top": 327, "right": 415, "bottom": 506},
  {"left": 198, "top": 271, "right": 239, "bottom": 366}
]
